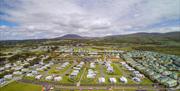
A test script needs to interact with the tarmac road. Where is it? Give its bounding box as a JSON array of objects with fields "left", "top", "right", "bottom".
[{"left": 18, "top": 79, "right": 167, "bottom": 91}]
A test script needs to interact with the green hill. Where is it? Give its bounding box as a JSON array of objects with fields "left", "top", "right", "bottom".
[{"left": 100, "top": 31, "right": 180, "bottom": 44}]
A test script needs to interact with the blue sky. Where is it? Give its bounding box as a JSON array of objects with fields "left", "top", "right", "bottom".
[
  {"left": 0, "top": 0, "right": 180, "bottom": 40},
  {"left": 0, "top": 20, "right": 17, "bottom": 27}
]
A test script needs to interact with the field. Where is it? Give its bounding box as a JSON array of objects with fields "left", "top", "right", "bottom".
[{"left": 1, "top": 81, "right": 42, "bottom": 91}]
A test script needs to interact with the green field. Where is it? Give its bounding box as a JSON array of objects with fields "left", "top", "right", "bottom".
[{"left": 1, "top": 81, "right": 42, "bottom": 91}]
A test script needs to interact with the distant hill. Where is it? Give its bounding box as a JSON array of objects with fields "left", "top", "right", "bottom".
[
  {"left": 55, "top": 34, "right": 83, "bottom": 39},
  {"left": 1, "top": 32, "right": 180, "bottom": 44},
  {"left": 100, "top": 31, "right": 180, "bottom": 44}
]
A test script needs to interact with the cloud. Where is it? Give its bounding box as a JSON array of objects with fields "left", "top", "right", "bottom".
[{"left": 0, "top": 0, "right": 180, "bottom": 40}]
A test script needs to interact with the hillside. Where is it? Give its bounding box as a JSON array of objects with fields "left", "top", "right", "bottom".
[{"left": 100, "top": 31, "right": 180, "bottom": 44}]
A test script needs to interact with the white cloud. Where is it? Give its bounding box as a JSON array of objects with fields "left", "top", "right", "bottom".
[
  {"left": 0, "top": 0, "right": 180, "bottom": 40},
  {"left": 148, "top": 26, "right": 180, "bottom": 33}
]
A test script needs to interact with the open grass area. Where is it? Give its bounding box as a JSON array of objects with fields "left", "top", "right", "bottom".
[
  {"left": 48, "top": 63, "right": 72, "bottom": 75},
  {"left": 1, "top": 81, "right": 42, "bottom": 91}
]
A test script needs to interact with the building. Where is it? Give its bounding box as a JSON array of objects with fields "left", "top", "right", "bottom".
[
  {"left": 4, "top": 74, "right": 13, "bottom": 80},
  {"left": 26, "top": 73, "right": 34, "bottom": 77},
  {"left": 46, "top": 76, "right": 53, "bottom": 80},
  {"left": 54, "top": 76, "right": 62, "bottom": 81},
  {"left": 13, "top": 71, "right": 22, "bottom": 75},
  {"left": 90, "top": 63, "right": 95, "bottom": 69},
  {"left": 87, "top": 69, "right": 96, "bottom": 78},
  {"left": 31, "top": 70, "right": 38, "bottom": 75},
  {"left": 35, "top": 75, "right": 42, "bottom": 80},
  {"left": 132, "top": 77, "right": 141, "bottom": 82},
  {"left": 98, "top": 77, "right": 105, "bottom": 83},
  {"left": 120, "top": 76, "right": 127, "bottom": 83},
  {"left": 70, "top": 70, "right": 79, "bottom": 78},
  {"left": 109, "top": 78, "right": 117, "bottom": 83},
  {"left": 0, "top": 78, "right": 5, "bottom": 85},
  {"left": 165, "top": 79, "right": 177, "bottom": 87}
]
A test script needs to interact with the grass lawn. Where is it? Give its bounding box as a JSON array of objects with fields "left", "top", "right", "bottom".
[
  {"left": 60, "top": 65, "right": 85, "bottom": 84},
  {"left": 48, "top": 63, "right": 72, "bottom": 75},
  {"left": 1, "top": 81, "right": 42, "bottom": 91}
]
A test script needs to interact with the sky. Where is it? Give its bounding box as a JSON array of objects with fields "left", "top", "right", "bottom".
[{"left": 0, "top": 0, "right": 180, "bottom": 40}]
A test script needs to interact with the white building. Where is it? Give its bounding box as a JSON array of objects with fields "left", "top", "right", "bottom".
[
  {"left": 26, "top": 73, "right": 34, "bottom": 77},
  {"left": 109, "top": 78, "right": 117, "bottom": 83},
  {"left": 132, "top": 77, "right": 141, "bottom": 82},
  {"left": 107, "top": 66, "right": 114, "bottom": 73},
  {"left": 13, "top": 71, "right": 22, "bottom": 75},
  {"left": 54, "top": 76, "right": 62, "bottom": 81},
  {"left": 90, "top": 63, "right": 95, "bottom": 69},
  {"left": 35, "top": 75, "right": 42, "bottom": 79},
  {"left": 98, "top": 77, "right": 105, "bottom": 83},
  {"left": 61, "top": 62, "right": 69, "bottom": 68},
  {"left": 31, "top": 70, "right": 38, "bottom": 75},
  {"left": 21, "top": 68, "right": 29, "bottom": 73},
  {"left": 87, "top": 69, "right": 96, "bottom": 78},
  {"left": 70, "top": 70, "right": 79, "bottom": 78},
  {"left": 46, "top": 76, "right": 53, "bottom": 80},
  {"left": 120, "top": 76, "right": 128, "bottom": 83},
  {"left": 5, "top": 64, "right": 11, "bottom": 69},
  {"left": 4, "top": 74, "right": 13, "bottom": 79},
  {"left": 0, "top": 67, "right": 5, "bottom": 72},
  {"left": 135, "top": 73, "right": 145, "bottom": 78}
]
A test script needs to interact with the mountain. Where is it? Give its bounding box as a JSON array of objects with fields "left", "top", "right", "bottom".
[
  {"left": 100, "top": 31, "right": 180, "bottom": 44},
  {"left": 55, "top": 34, "right": 83, "bottom": 39},
  {"left": 1, "top": 32, "right": 179, "bottom": 44}
]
